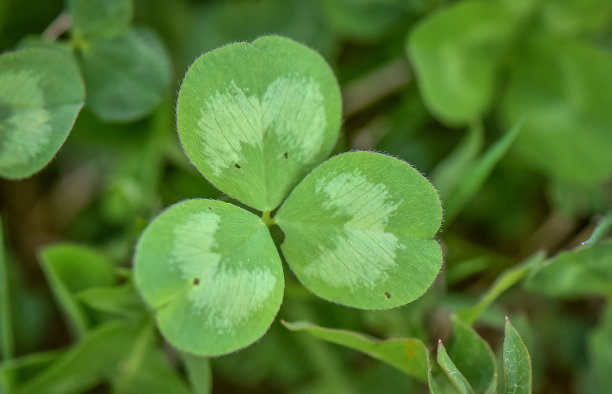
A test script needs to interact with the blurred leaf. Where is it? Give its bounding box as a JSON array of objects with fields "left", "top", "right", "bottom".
[
  {"left": 432, "top": 122, "right": 484, "bottom": 200},
  {"left": 456, "top": 252, "right": 546, "bottom": 325},
  {"left": 583, "top": 211, "right": 612, "bottom": 246},
  {"left": 525, "top": 240, "right": 612, "bottom": 298},
  {"left": 189, "top": 0, "right": 337, "bottom": 60},
  {"left": 69, "top": 0, "right": 132, "bottom": 40},
  {"left": 181, "top": 353, "right": 211, "bottom": 394},
  {"left": 282, "top": 320, "right": 429, "bottom": 382},
  {"left": 502, "top": 39, "right": 612, "bottom": 185},
  {"left": 444, "top": 119, "right": 523, "bottom": 223},
  {"left": 76, "top": 280, "right": 144, "bottom": 318},
  {"left": 540, "top": 0, "right": 612, "bottom": 38},
  {"left": 113, "top": 322, "right": 190, "bottom": 394},
  {"left": 588, "top": 304, "right": 612, "bottom": 391},
  {"left": 78, "top": 27, "right": 171, "bottom": 122},
  {"left": 503, "top": 318, "right": 532, "bottom": 394},
  {"left": 40, "top": 244, "right": 115, "bottom": 339},
  {"left": 0, "top": 217, "right": 13, "bottom": 361},
  {"left": 437, "top": 341, "right": 474, "bottom": 394},
  {"left": 407, "top": 0, "right": 515, "bottom": 124},
  {"left": 276, "top": 152, "right": 443, "bottom": 309},
  {"left": 0, "top": 349, "right": 63, "bottom": 392},
  {"left": 13, "top": 321, "right": 140, "bottom": 394},
  {"left": 319, "top": 0, "right": 412, "bottom": 41},
  {"left": 0, "top": 48, "right": 84, "bottom": 179},
  {"left": 446, "top": 316, "right": 497, "bottom": 393}
]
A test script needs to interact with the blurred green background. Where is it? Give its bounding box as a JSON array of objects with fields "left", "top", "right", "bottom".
[{"left": 1, "top": 0, "right": 612, "bottom": 393}]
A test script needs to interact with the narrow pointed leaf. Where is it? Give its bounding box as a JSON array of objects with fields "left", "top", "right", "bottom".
[
  {"left": 524, "top": 240, "right": 612, "bottom": 297},
  {"left": 437, "top": 341, "right": 474, "bottom": 394},
  {"left": 276, "top": 152, "right": 443, "bottom": 309},
  {"left": 134, "top": 199, "right": 284, "bottom": 356},
  {"left": 444, "top": 119, "right": 523, "bottom": 223},
  {"left": 503, "top": 318, "right": 532, "bottom": 394},
  {"left": 181, "top": 353, "right": 212, "bottom": 394},
  {"left": 282, "top": 320, "right": 429, "bottom": 382},
  {"left": 456, "top": 252, "right": 546, "bottom": 325},
  {"left": 39, "top": 244, "right": 115, "bottom": 339},
  {"left": 0, "top": 48, "right": 84, "bottom": 179},
  {"left": 0, "top": 217, "right": 13, "bottom": 361},
  {"left": 176, "top": 35, "right": 341, "bottom": 211},
  {"left": 447, "top": 316, "right": 497, "bottom": 393},
  {"left": 79, "top": 27, "right": 171, "bottom": 121}
]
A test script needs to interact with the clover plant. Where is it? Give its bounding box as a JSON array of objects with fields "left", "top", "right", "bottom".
[{"left": 134, "top": 35, "right": 443, "bottom": 356}]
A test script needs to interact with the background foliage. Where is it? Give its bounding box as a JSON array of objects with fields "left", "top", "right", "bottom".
[{"left": 1, "top": 0, "right": 612, "bottom": 393}]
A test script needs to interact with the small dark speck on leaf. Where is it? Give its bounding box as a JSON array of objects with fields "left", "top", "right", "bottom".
[
  {"left": 234, "top": 163, "right": 241, "bottom": 168},
  {"left": 208, "top": 206, "right": 212, "bottom": 210},
  {"left": 385, "top": 292, "right": 391, "bottom": 299},
  {"left": 193, "top": 278, "right": 200, "bottom": 285},
  {"left": 283, "top": 152, "right": 288, "bottom": 159}
]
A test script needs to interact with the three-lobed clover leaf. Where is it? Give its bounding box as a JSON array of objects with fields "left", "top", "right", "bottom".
[
  {"left": 135, "top": 35, "right": 443, "bottom": 356},
  {"left": 0, "top": 48, "right": 85, "bottom": 179}
]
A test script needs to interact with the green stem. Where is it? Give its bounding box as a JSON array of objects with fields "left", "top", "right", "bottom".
[{"left": 261, "top": 210, "right": 275, "bottom": 227}]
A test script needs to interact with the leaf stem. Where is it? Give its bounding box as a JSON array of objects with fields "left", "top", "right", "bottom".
[
  {"left": 261, "top": 210, "right": 275, "bottom": 227},
  {"left": 42, "top": 11, "right": 71, "bottom": 41}
]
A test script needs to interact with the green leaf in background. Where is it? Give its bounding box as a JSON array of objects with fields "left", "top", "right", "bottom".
[
  {"left": 0, "top": 48, "right": 84, "bottom": 179},
  {"left": 583, "top": 211, "right": 612, "bottom": 246},
  {"left": 181, "top": 352, "right": 212, "bottom": 394},
  {"left": 276, "top": 152, "right": 443, "bottom": 309},
  {"left": 282, "top": 321, "right": 429, "bottom": 382},
  {"left": 442, "top": 117, "right": 523, "bottom": 224},
  {"left": 503, "top": 317, "right": 532, "bottom": 394},
  {"left": 446, "top": 316, "right": 497, "bottom": 393},
  {"left": 113, "top": 322, "right": 191, "bottom": 394},
  {"left": 539, "top": 0, "right": 612, "bottom": 38},
  {"left": 407, "top": 0, "right": 515, "bottom": 124},
  {"left": 456, "top": 252, "right": 546, "bottom": 325},
  {"left": 436, "top": 340, "right": 474, "bottom": 394},
  {"left": 39, "top": 244, "right": 115, "bottom": 339},
  {"left": 431, "top": 122, "right": 484, "bottom": 201},
  {"left": 502, "top": 39, "right": 612, "bottom": 186},
  {"left": 176, "top": 35, "right": 341, "bottom": 211},
  {"left": 0, "top": 350, "right": 63, "bottom": 392},
  {"left": 78, "top": 27, "right": 171, "bottom": 122},
  {"left": 134, "top": 199, "right": 284, "bottom": 356},
  {"left": 76, "top": 280, "right": 145, "bottom": 318},
  {"left": 0, "top": 217, "right": 13, "bottom": 362},
  {"left": 588, "top": 304, "right": 612, "bottom": 392},
  {"left": 69, "top": 0, "right": 132, "bottom": 40},
  {"left": 13, "top": 321, "right": 139, "bottom": 394},
  {"left": 524, "top": 240, "right": 612, "bottom": 298}
]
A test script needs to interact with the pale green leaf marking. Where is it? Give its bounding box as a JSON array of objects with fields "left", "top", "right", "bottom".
[
  {"left": 276, "top": 152, "right": 443, "bottom": 309},
  {"left": 134, "top": 199, "right": 284, "bottom": 356},
  {"left": 503, "top": 318, "right": 532, "bottom": 394},
  {"left": 196, "top": 75, "right": 326, "bottom": 176},
  {"left": 0, "top": 48, "right": 84, "bottom": 179},
  {"left": 177, "top": 35, "right": 341, "bottom": 211}
]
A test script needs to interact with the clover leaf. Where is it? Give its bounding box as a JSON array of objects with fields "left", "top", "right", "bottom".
[
  {"left": 0, "top": 48, "right": 84, "bottom": 179},
  {"left": 134, "top": 36, "right": 443, "bottom": 356}
]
